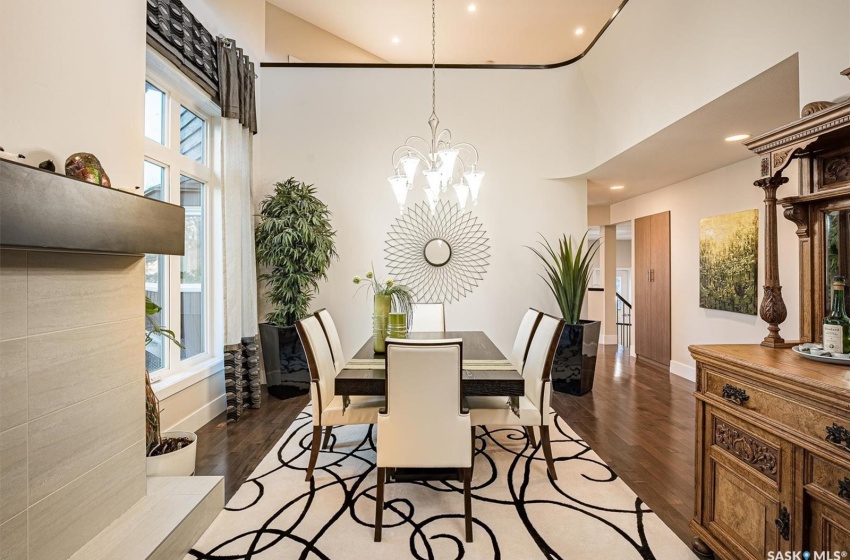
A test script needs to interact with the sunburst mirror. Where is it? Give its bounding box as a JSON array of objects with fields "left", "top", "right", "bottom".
[{"left": 385, "top": 200, "right": 490, "bottom": 303}]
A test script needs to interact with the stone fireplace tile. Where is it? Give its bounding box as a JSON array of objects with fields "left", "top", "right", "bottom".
[
  {"left": 0, "top": 338, "right": 27, "bottom": 432},
  {"left": 0, "top": 425, "right": 27, "bottom": 525},
  {"left": 0, "top": 250, "right": 26, "bottom": 342},
  {"left": 0, "top": 511, "right": 27, "bottom": 560}
]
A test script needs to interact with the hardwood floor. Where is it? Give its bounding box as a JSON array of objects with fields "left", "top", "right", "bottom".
[
  {"left": 194, "top": 344, "right": 696, "bottom": 547},
  {"left": 552, "top": 346, "right": 696, "bottom": 545}
]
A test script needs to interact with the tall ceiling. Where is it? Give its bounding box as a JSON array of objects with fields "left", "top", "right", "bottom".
[
  {"left": 583, "top": 55, "right": 801, "bottom": 206},
  {"left": 266, "top": 0, "right": 625, "bottom": 65}
]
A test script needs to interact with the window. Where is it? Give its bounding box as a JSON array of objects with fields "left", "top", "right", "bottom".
[{"left": 144, "top": 78, "right": 217, "bottom": 382}]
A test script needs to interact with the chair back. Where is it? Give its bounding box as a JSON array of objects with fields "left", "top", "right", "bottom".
[
  {"left": 522, "top": 315, "right": 565, "bottom": 425},
  {"left": 295, "top": 315, "right": 337, "bottom": 424},
  {"left": 511, "top": 309, "right": 543, "bottom": 373},
  {"left": 377, "top": 339, "right": 470, "bottom": 468},
  {"left": 315, "top": 309, "right": 345, "bottom": 373},
  {"left": 409, "top": 303, "right": 446, "bottom": 332}
]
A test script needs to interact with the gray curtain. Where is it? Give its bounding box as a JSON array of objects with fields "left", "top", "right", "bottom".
[{"left": 217, "top": 38, "right": 257, "bottom": 134}]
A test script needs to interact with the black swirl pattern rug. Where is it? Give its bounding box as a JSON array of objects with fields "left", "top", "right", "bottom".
[{"left": 187, "top": 405, "right": 696, "bottom": 559}]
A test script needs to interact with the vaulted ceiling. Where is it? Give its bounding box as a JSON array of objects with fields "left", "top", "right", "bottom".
[{"left": 266, "top": 0, "right": 625, "bottom": 65}]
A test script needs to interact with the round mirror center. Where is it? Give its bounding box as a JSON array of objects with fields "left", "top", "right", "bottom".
[{"left": 424, "top": 238, "right": 452, "bottom": 267}]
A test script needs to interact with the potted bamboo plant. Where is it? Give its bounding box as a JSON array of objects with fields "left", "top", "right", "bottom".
[
  {"left": 255, "top": 178, "right": 337, "bottom": 399},
  {"left": 144, "top": 297, "right": 197, "bottom": 476},
  {"left": 529, "top": 232, "right": 602, "bottom": 395}
]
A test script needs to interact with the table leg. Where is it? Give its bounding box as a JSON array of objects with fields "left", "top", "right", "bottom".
[{"left": 508, "top": 396, "right": 520, "bottom": 418}]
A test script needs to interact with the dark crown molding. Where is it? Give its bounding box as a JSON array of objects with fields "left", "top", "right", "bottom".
[{"left": 261, "top": 0, "right": 629, "bottom": 70}]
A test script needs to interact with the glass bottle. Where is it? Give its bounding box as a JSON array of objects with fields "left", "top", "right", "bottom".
[{"left": 823, "top": 275, "right": 850, "bottom": 353}]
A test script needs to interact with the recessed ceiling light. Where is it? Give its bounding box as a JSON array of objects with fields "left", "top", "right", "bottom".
[
  {"left": 725, "top": 134, "right": 750, "bottom": 142},
  {"left": 610, "top": 185, "right": 625, "bottom": 190},
  {"left": 575, "top": 27, "right": 584, "bottom": 36},
  {"left": 391, "top": 36, "right": 400, "bottom": 44},
  {"left": 468, "top": 4, "right": 477, "bottom": 12}
]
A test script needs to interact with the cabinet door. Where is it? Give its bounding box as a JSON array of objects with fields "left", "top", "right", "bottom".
[
  {"left": 704, "top": 408, "right": 794, "bottom": 559},
  {"left": 804, "top": 452, "right": 850, "bottom": 553},
  {"left": 634, "top": 215, "right": 652, "bottom": 359},
  {"left": 807, "top": 492, "right": 850, "bottom": 553},
  {"left": 650, "top": 211, "right": 671, "bottom": 366}
]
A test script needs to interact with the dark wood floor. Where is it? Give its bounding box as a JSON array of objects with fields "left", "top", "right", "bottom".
[{"left": 195, "top": 345, "right": 696, "bottom": 546}]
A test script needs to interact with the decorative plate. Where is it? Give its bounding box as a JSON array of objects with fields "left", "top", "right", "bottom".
[{"left": 791, "top": 344, "right": 850, "bottom": 365}]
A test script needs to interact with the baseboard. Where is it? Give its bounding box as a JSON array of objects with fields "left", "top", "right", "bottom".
[
  {"left": 669, "top": 360, "right": 697, "bottom": 382},
  {"left": 600, "top": 334, "right": 619, "bottom": 345},
  {"left": 164, "top": 394, "right": 226, "bottom": 434}
]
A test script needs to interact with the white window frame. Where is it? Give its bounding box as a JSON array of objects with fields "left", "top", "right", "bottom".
[{"left": 145, "top": 48, "right": 224, "bottom": 398}]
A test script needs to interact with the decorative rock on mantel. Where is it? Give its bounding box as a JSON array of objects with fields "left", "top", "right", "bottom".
[{"left": 0, "top": 158, "right": 184, "bottom": 256}]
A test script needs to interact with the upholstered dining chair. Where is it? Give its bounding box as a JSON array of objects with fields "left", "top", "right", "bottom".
[
  {"left": 408, "top": 302, "right": 446, "bottom": 332},
  {"left": 510, "top": 308, "right": 543, "bottom": 373},
  {"left": 295, "top": 315, "right": 384, "bottom": 481},
  {"left": 374, "top": 338, "right": 472, "bottom": 543},
  {"left": 314, "top": 308, "right": 348, "bottom": 450},
  {"left": 467, "top": 314, "right": 565, "bottom": 479},
  {"left": 315, "top": 309, "right": 345, "bottom": 373}
]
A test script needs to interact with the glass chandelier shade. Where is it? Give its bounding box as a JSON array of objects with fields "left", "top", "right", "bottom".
[
  {"left": 387, "top": 0, "right": 484, "bottom": 214},
  {"left": 388, "top": 175, "right": 410, "bottom": 212}
]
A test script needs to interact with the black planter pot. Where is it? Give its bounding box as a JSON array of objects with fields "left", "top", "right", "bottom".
[
  {"left": 551, "top": 320, "right": 601, "bottom": 396},
  {"left": 258, "top": 322, "right": 310, "bottom": 400}
]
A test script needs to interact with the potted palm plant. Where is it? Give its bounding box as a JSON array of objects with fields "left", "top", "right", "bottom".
[
  {"left": 256, "top": 178, "right": 337, "bottom": 399},
  {"left": 145, "top": 297, "right": 197, "bottom": 476},
  {"left": 529, "top": 232, "right": 602, "bottom": 395}
]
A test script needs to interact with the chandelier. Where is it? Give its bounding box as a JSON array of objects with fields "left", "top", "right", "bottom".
[{"left": 387, "top": 0, "right": 484, "bottom": 214}]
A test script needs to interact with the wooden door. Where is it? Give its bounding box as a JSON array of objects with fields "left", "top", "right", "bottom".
[
  {"left": 704, "top": 407, "right": 794, "bottom": 560},
  {"left": 650, "top": 211, "right": 671, "bottom": 366},
  {"left": 634, "top": 216, "right": 652, "bottom": 359},
  {"left": 633, "top": 212, "right": 671, "bottom": 367}
]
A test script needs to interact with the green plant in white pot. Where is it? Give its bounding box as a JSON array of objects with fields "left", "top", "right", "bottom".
[
  {"left": 528, "top": 232, "right": 602, "bottom": 395},
  {"left": 255, "top": 178, "right": 337, "bottom": 399},
  {"left": 144, "top": 297, "right": 197, "bottom": 476}
]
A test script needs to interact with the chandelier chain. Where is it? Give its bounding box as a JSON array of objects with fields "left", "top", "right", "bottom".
[{"left": 431, "top": 0, "right": 436, "bottom": 117}]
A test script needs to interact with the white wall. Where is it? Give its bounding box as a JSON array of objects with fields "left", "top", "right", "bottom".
[
  {"left": 616, "top": 240, "right": 632, "bottom": 268},
  {"left": 579, "top": 0, "right": 850, "bottom": 174},
  {"left": 609, "top": 157, "right": 801, "bottom": 379},
  {"left": 259, "top": 67, "right": 589, "bottom": 357},
  {"left": 0, "top": 0, "right": 146, "bottom": 189}
]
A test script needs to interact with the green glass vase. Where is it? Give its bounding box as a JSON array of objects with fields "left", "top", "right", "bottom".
[{"left": 373, "top": 294, "right": 391, "bottom": 353}]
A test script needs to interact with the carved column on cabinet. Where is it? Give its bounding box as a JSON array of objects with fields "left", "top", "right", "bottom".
[
  {"left": 756, "top": 174, "right": 791, "bottom": 347},
  {"left": 783, "top": 203, "right": 813, "bottom": 341}
]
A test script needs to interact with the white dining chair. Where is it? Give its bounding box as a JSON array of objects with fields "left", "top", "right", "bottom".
[
  {"left": 510, "top": 308, "right": 543, "bottom": 373},
  {"left": 409, "top": 302, "right": 446, "bottom": 332},
  {"left": 374, "top": 338, "right": 472, "bottom": 542},
  {"left": 315, "top": 308, "right": 345, "bottom": 373},
  {"left": 467, "top": 313, "right": 565, "bottom": 479},
  {"left": 295, "top": 315, "right": 385, "bottom": 481}
]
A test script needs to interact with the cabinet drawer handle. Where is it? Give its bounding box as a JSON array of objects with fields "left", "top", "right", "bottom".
[
  {"left": 825, "top": 423, "right": 850, "bottom": 453},
  {"left": 775, "top": 506, "right": 790, "bottom": 541},
  {"left": 839, "top": 477, "right": 850, "bottom": 503},
  {"left": 721, "top": 383, "right": 750, "bottom": 406}
]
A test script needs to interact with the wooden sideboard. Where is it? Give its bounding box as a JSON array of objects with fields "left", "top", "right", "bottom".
[{"left": 690, "top": 344, "right": 850, "bottom": 559}]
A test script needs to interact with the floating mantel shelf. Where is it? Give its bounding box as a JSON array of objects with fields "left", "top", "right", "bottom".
[{"left": 0, "top": 158, "right": 184, "bottom": 255}]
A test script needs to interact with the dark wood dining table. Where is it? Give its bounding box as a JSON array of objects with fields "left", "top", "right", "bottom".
[{"left": 335, "top": 331, "right": 525, "bottom": 406}]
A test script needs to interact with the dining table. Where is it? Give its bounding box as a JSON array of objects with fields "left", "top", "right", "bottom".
[
  {"left": 335, "top": 330, "right": 524, "bottom": 482},
  {"left": 335, "top": 331, "right": 525, "bottom": 415}
]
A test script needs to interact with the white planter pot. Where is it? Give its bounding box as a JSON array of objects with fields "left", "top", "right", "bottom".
[{"left": 146, "top": 431, "right": 197, "bottom": 477}]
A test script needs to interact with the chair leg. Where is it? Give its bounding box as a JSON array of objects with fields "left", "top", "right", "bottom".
[
  {"left": 375, "top": 467, "right": 386, "bottom": 542},
  {"left": 524, "top": 426, "right": 538, "bottom": 448},
  {"left": 322, "top": 425, "right": 333, "bottom": 450},
  {"left": 463, "top": 467, "right": 473, "bottom": 542},
  {"left": 539, "top": 425, "right": 557, "bottom": 480},
  {"left": 470, "top": 427, "right": 476, "bottom": 475},
  {"left": 385, "top": 467, "right": 395, "bottom": 482},
  {"left": 305, "top": 425, "right": 322, "bottom": 481}
]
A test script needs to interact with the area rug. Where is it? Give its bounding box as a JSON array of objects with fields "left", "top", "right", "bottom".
[{"left": 188, "top": 405, "right": 696, "bottom": 559}]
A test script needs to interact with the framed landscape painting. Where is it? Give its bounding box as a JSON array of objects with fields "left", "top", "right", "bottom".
[{"left": 699, "top": 209, "right": 759, "bottom": 315}]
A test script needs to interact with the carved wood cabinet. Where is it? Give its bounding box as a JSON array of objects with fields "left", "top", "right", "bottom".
[{"left": 690, "top": 345, "right": 850, "bottom": 559}]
